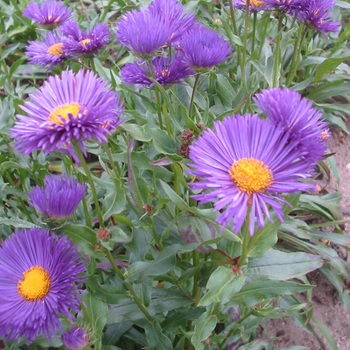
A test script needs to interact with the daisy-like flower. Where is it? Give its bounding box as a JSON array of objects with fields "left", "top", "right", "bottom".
[
  {"left": 23, "top": 0, "right": 72, "bottom": 26},
  {"left": 61, "top": 21, "right": 111, "bottom": 56},
  {"left": 28, "top": 174, "right": 86, "bottom": 220},
  {"left": 179, "top": 24, "right": 232, "bottom": 71},
  {"left": 253, "top": 87, "right": 329, "bottom": 164},
  {"left": 148, "top": 0, "right": 196, "bottom": 43},
  {"left": 231, "top": 0, "right": 271, "bottom": 11},
  {"left": 115, "top": 7, "right": 174, "bottom": 56},
  {"left": 26, "top": 31, "right": 65, "bottom": 69},
  {"left": 121, "top": 53, "right": 194, "bottom": 89},
  {"left": 0, "top": 228, "right": 86, "bottom": 343},
  {"left": 298, "top": 0, "right": 339, "bottom": 36},
  {"left": 188, "top": 114, "right": 314, "bottom": 236},
  {"left": 11, "top": 69, "right": 124, "bottom": 161},
  {"left": 61, "top": 327, "right": 89, "bottom": 350}
]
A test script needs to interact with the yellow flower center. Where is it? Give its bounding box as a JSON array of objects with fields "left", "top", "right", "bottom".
[
  {"left": 244, "top": 0, "right": 265, "bottom": 7},
  {"left": 229, "top": 158, "right": 273, "bottom": 193},
  {"left": 17, "top": 266, "right": 51, "bottom": 301},
  {"left": 80, "top": 38, "right": 91, "bottom": 49},
  {"left": 47, "top": 43, "right": 63, "bottom": 56},
  {"left": 48, "top": 102, "right": 82, "bottom": 125}
]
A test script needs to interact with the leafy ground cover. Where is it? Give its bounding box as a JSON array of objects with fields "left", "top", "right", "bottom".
[{"left": 0, "top": 0, "right": 350, "bottom": 349}]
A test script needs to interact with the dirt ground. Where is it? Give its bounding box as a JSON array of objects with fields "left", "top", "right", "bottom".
[{"left": 267, "top": 119, "right": 350, "bottom": 349}]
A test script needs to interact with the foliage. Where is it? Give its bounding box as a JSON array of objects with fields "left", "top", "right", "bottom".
[{"left": 0, "top": 0, "right": 349, "bottom": 349}]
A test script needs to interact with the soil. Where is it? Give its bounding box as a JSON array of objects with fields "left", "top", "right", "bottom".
[{"left": 267, "top": 118, "right": 350, "bottom": 349}]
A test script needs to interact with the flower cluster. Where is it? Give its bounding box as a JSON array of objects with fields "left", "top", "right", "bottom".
[
  {"left": 117, "top": 0, "right": 232, "bottom": 88},
  {"left": 231, "top": 0, "right": 339, "bottom": 35},
  {"left": 24, "top": 1, "right": 110, "bottom": 69},
  {"left": 188, "top": 88, "right": 329, "bottom": 236}
]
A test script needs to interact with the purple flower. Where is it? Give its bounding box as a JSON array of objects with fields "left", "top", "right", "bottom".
[
  {"left": 298, "top": 0, "right": 339, "bottom": 36},
  {"left": 231, "top": 0, "right": 271, "bottom": 11},
  {"left": 179, "top": 24, "right": 232, "bottom": 70},
  {"left": 121, "top": 53, "right": 194, "bottom": 89},
  {"left": 115, "top": 7, "right": 174, "bottom": 56},
  {"left": 11, "top": 69, "right": 124, "bottom": 161},
  {"left": 26, "top": 31, "right": 66, "bottom": 69},
  {"left": 253, "top": 87, "right": 329, "bottom": 164},
  {"left": 61, "top": 21, "right": 111, "bottom": 55},
  {"left": 28, "top": 174, "right": 86, "bottom": 219},
  {"left": 23, "top": 1, "right": 72, "bottom": 26},
  {"left": 187, "top": 114, "right": 314, "bottom": 236},
  {"left": 263, "top": 0, "right": 301, "bottom": 13},
  {"left": 148, "top": 0, "right": 196, "bottom": 43},
  {"left": 61, "top": 327, "right": 89, "bottom": 349},
  {"left": 0, "top": 228, "right": 86, "bottom": 343}
]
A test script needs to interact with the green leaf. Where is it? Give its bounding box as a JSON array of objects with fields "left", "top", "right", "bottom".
[
  {"left": 314, "top": 56, "right": 350, "bottom": 82},
  {"left": 160, "top": 179, "right": 195, "bottom": 213},
  {"left": 102, "top": 179, "right": 126, "bottom": 219},
  {"left": 84, "top": 294, "right": 109, "bottom": 350},
  {"left": 249, "top": 193, "right": 300, "bottom": 257},
  {"left": 150, "top": 128, "right": 180, "bottom": 157},
  {"left": 229, "top": 280, "right": 314, "bottom": 307},
  {"left": 121, "top": 123, "right": 152, "bottom": 142},
  {"left": 60, "top": 224, "right": 97, "bottom": 255},
  {"left": 246, "top": 249, "right": 323, "bottom": 280},
  {"left": 199, "top": 266, "right": 246, "bottom": 306},
  {"left": 93, "top": 57, "right": 110, "bottom": 81},
  {"left": 144, "top": 321, "right": 173, "bottom": 350},
  {"left": 312, "top": 316, "right": 338, "bottom": 350},
  {"left": 127, "top": 245, "right": 179, "bottom": 282},
  {"left": 191, "top": 309, "right": 217, "bottom": 350},
  {"left": 216, "top": 74, "right": 235, "bottom": 108},
  {"left": 0, "top": 217, "right": 37, "bottom": 228}
]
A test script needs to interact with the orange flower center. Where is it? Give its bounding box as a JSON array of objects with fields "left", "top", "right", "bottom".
[
  {"left": 47, "top": 43, "right": 63, "bottom": 56},
  {"left": 161, "top": 69, "right": 170, "bottom": 78},
  {"left": 48, "top": 102, "right": 82, "bottom": 125},
  {"left": 80, "top": 38, "right": 91, "bottom": 49},
  {"left": 229, "top": 158, "right": 273, "bottom": 193},
  {"left": 244, "top": 0, "right": 265, "bottom": 7},
  {"left": 17, "top": 266, "right": 51, "bottom": 301}
]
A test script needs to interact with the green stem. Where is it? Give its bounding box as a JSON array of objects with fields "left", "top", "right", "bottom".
[
  {"left": 228, "top": 0, "right": 241, "bottom": 68},
  {"left": 240, "top": 0, "right": 250, "bottom": 89},
  {"left": 148, "top": 60, "right": 164, "bottom": 130},
  {"left": 103, "top": 142, "right": 121, "bottom": 178},
  {"left": 73, "top": 143, "right": 105, "bottom": 228},
  {"left": 273, "top": 14, "right": 283, "bottom": 87},
  {"left": 286, "top": 25, "right": 307, "bottom": 86},
  {"left": 237, "top": 208, "right": 251, "bottom": 267},
  {"left": 162, "top": 101, "right": 173, "bottom": 137},
  {"left": 89, "top": 56, "right": 96, "bottom": 73},
  {"left": 103, "top": 142, "right": 141, "bottom": 219},
  {"left": 100, "top": 0, "right": 125, "bottom": 22},
  {"left": 189, "top": 74, "right": 200, "bottom": 119},
  {"left": 250, "top": 12, "right": 257, "bottom": 76},
  {"left": 150, "top": 215, "right": 163, "bottom": 250},
  {"left": 257, "top": 13, "right": 269, "bottom": 60},
  {"left": 192, "top": 250, "right": 201, "bottom": 305},
  {"left": 105, "top": 249, "right": 154, "bottom": 323}
]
